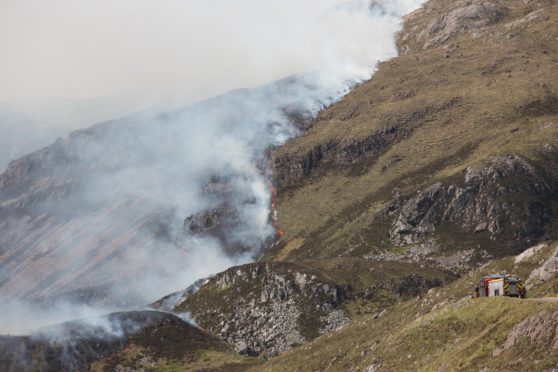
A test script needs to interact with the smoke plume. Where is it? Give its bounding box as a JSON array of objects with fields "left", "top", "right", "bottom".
[{"left": 0, "top": 0, "right": 424, "bottom": 334}]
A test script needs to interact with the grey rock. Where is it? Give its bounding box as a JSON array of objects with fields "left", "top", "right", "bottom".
[
  {"left": 527, "top": 246, "right": 558, "bottom": 288},
  {"left": 178, "top": 262, "right": 349, "bottom": 356},
  {"left": 389, "top": 156, "right": 554, "bottom": 248},
  {"left": 417, "top": 2, "right": 505, "bottom": 49},
  {"left": 494, "top": 310, "right": 558, "bottom": 356},
  {"left": 319, "top": 309, "right": 350, "bottom": 334}
]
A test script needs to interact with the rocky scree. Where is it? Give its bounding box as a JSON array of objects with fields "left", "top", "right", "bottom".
[{"left": 174, "top": 262, "right": 349, "bottom": 356}]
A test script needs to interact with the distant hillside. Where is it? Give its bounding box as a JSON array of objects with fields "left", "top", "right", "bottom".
[
  {"left": 0, "top": 77, "right": 319, "bottom": 309},
  {"left": 0, "top": 97, "right": 149, "bottom": 170},
  {"left": 0, "top": 310, "right": 257, "bottom": 371}
]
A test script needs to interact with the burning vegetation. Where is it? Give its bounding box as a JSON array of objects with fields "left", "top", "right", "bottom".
[{"left": 268, "top": 179, "right": 285, "bottom": 240}]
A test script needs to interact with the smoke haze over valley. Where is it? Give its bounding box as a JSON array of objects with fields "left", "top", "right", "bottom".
[
  {"left": 0, "top": 0, "right": 421, "bottom": 169},
  {"left": 0, "top": 0, "right": 424, "bottom": 335}
]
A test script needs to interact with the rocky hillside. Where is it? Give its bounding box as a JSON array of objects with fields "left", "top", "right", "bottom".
[
  {"left": 0, "top": 78, "right": 311, "bottom": 307},
  {"left": 3, "top": 0, "right": 558, "bottom": 370},
  {"left": 152, "top": 0, "right": 558, "bottom": 369},
  {"left": 260, "top": 242, "right": 558, "bottom": 371},
  {"left": 172, "top": 262, "right": 350, "bottom": 357},
  {"left": 154, "top": 259, "right": 456, "bottom": 357},
  {"left": 271, "top": 0, "right": 558, "bottom": 263}
]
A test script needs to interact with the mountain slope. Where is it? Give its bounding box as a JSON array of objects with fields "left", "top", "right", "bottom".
[
  {"left": 3, "top": 0, "right": 558, "bottom": 370},
  {"left": 270, "top": 0, "right": 558, "bottom": 262},
  {"left": 159, "top": 0, "right": 558, "bottom": 366},
  {"left": 0, "top": 77, "right": 321, "bottom": 308}
]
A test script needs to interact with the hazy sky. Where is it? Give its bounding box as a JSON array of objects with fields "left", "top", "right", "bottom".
[{"left": 0, "top": 0, "right": 411, "bottom": 103}]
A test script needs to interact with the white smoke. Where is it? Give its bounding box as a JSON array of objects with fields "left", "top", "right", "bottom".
[
  {"left": 0, "top": 96, "right": 155, "bottom": 170},
  {"left": 0, "top": 0, "right": 422, "bottom": 169},
  {"left": 0, "top": 0, "right": 425, "bottom": 334},
  {"left": 0, "top": 299, "right": 119, "bottom": 336}
]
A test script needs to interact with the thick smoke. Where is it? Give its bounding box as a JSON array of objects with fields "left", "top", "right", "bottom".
[
  {"left": 0, "top": 96, "right": 154, "bottom": 170},
  {"left": 0, "top": 0, "right": 422, "bottom": 169},
  {"left": 0, "top": 0, "right": 424, "bottom": 334}
]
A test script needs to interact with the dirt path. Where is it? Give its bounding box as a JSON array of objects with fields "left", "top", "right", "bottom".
[{"left": 527, "top": 297, "right": 558, "bottom": 303}]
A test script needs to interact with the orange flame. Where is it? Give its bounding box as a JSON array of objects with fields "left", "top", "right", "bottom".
[{"left": 267, "top": 180, "right": 285, "bottom": 240}]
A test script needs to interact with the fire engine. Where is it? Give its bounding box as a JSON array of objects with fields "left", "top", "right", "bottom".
[{"left": 475, "top": 274, "right": 526, "bottom": 298}]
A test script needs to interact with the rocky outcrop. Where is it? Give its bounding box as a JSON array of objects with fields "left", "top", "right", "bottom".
[
  {"left": 184, "top": 205, "right": 239, "bottom": 235},
  {"left": 526, "top": 245, "right": 558, "bottom": 288},
  {"left": 493, "top": 310, "right": 558, "bottom": 356},
  {"left": 0, "top": 139, "right": 73, "bottom": 198},
  {"left": 504, "top": 8, "right": 548, "bottom": 30},
  {"left": 417, "top": 2, "right": 505, "bottom": 49},
  {"left": 272, "top": 126, "right": 405, "bottom": 188},
  {"left": 364, "top": 240, "right": 481, "bottom": 271},
  {"left": 389, "top": 156, "right": 555, "bottom": 247},
  {"left": 361, "top": 273, "right": 445, "bottom": 299},
  {"left": 183, "top": 176, "right": 241, "bottom": 237},
  {"left": 150, "top": 277, "right": 209, "bottom": 311},
  {"left": 174, "top": 262, "right": 349, "bottom": 356},
  {"left": 273, "top": 97, "right": 462, "bottom": 188},
  {"left": 514, "top": 242, "right": 548, "bottom": 264}
]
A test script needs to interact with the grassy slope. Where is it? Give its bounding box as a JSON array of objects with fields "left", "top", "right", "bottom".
[
  {"left": 271, "top": 0, "right": 558, "bottom": 261},
  {"left": 89, "top": 323, "right": 262, "bottom": 372},
  {"left": 92, "top": 348, "right": 260, "bottom": 372},
  {"left": 254, "top": 0, "right": 558, "bottom": 370},
  {"left": 103, "top": 2, "right": 558, "bottom": 370},
  {"left": 258, "top": 243, "right": 558, "bottom": 371}
]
